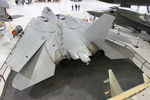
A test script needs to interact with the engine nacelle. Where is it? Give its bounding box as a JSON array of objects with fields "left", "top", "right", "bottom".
[
  {"left": 55, "top": 49, "right": 69, "bottom": 66},
  {"left": 87, "top": 42, "right": 100, "bottom": 54},
  {"left": 87, "top": 42, "right": 104, "bottom": 57}
]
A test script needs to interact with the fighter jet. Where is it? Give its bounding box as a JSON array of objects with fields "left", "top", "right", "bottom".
[
  {"left": 99, "top": 0, "right": 150, "bottom": 7},
  {"left": 105, "top": 69, "right": 150, "bottom": 100},
  {"left": 0, "top": 0, "right": 23, "bottom": 31},
  {"left": 87, "top": 7, "right": 150, "bottom": 34},
  {"left": 7, "top": 7, "right": 134, "bottom": 90},
  {"left": 98, "top": 0, "right": 150, "bottom": 13}
]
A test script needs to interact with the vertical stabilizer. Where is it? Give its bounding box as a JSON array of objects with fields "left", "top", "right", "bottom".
[
  {"left": 41, "top": 7, "right": 57, "bottom": 25},
  {"left": 108, "top": 69, "right": 124, "bottom": 97},
  {"left": 84, "top": 14, "right": 114, "bottom": 42}
]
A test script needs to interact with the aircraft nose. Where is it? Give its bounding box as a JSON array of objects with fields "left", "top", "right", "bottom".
[
  {"left": 87, "top": 11, "right": 93, "bottom": 15},
  {"left": 99, "top": 0, "right": 114, "bottom": 3}
]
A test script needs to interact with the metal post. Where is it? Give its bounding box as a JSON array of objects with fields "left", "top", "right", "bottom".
[
  {"left": 136, "top": 37, "right": 139, "bottom": 48},
  {"left": 0, "top": 75, "right": 5, "bottom": 83},
  {"left": 141, "top": 61, "right": 147, "bottom": 70}
]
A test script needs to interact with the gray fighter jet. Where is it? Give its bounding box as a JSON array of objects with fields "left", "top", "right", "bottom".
[
  {"left": 7, "top": 7, "right": 134, "bottom": 90},
  {"left": 98, "top": 0, "right": 150, "bottom": 12},
  {"left": 99, "top": 0, "right": 150, "bottom": 7},
  {"left": 0, "top": 0, "right": 23, "bottom": 30},
  {"left": 87, "top": 7, "right": 150, "bottom": 34}
]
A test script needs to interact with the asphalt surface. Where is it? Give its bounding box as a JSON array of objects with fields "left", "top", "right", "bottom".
[{"left": 1, "top": 55, "right": 143, "bottom": 100}]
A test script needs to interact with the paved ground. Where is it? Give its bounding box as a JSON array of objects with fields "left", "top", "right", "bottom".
[{"left": 1, "top": 55, "right": 143, "bottom": 100}]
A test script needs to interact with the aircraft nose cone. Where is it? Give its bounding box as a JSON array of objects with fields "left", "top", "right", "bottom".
[
  {"left": 99, "top": 0, "right": 114, "bottom": 3},
  {"left": 87, "top": 11, "right": 93, "bottom": 14}
]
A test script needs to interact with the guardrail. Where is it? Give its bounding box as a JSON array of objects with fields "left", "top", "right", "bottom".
[
  {"left": 106, "top": 38, "right": 150, "bottom": 77},
  {"left": 0, "top": 75, "right": 5, "bottom": 83},
  {"left": 0, "top": 36, "right": 21, "bottom": 99},
  {"left": 0, "top": 19, "right": 34, "bottom": 98}
]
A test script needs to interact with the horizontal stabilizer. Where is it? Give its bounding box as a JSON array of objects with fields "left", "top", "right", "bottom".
[
  {"left": 108, "top": 69, "right": 123, "bottom": 97},
  {"left": 7, "top": 17, "right": 54, "bottom": 72},
  {"left": 12, "top": 44, "right": 55, "bottom": 90},
  {"left": 104, "top": 40, "right": 134, "bottom": 59}
]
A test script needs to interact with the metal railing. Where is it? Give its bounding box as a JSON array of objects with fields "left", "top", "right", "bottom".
[
  {"left": 0, "top": 75, "right": 5, "bottom": 83},
  {"left": 0, "top": 18, "right": 36, "bottom": 83},
  {"left": 0, "top": 36, "right": 21, "bottom": 83}
]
